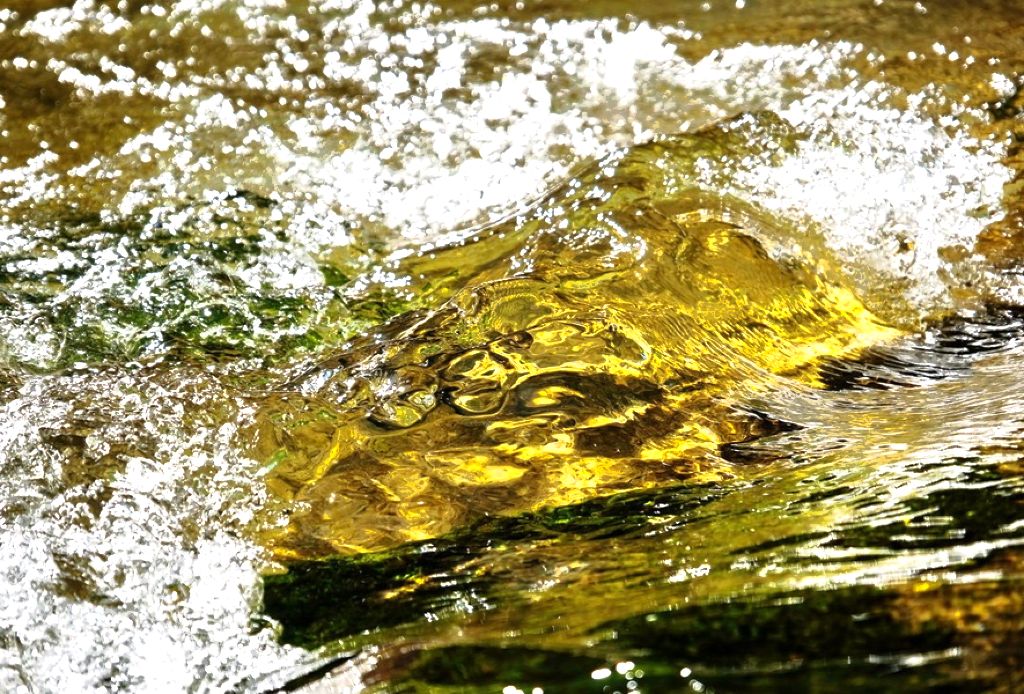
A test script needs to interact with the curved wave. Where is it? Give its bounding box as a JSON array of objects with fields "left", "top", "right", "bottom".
[{"left": 253, "top": 119, "right": 900, "bottom": 558}]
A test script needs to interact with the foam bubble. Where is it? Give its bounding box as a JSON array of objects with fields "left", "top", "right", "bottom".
[{"left": 0, "top": 372, "right": 310, "bottom": 692}]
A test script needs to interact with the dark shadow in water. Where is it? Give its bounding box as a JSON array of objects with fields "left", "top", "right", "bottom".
[{"left": 263, "top": 309, "right": 1024, "bottom": 692}]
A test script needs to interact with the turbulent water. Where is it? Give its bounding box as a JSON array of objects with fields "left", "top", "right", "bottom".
[{"left": 1, "top": 1, "right": 1023, "bottom": 692}]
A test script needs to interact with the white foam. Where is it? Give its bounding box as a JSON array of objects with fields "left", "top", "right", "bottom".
[
  {"left": 0, "top": 374, "right": 309, "bottom": 692},
  {"left": 4, "top": 5, "right": 1009, "bottom": 310},
  {"left": 649, "top": 42, "right": 1010, "bottom": 315}
]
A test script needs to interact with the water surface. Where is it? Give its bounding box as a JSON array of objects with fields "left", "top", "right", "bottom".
[{"left": 1, "top": 1, "right": 1023, "bottom": 692}]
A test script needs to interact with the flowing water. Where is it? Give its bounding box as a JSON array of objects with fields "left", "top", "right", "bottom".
[{"left": 1, "top": 1, "right": 1024, "bottom": 692}]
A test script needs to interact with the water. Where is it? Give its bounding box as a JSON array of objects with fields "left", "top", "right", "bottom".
[{"left": 1, "top": 1, "right": 1023, "bottom": 692}]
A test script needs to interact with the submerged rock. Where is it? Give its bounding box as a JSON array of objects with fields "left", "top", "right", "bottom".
[{"left": 251, "top": 117, "right": 900, "bottom": 558}]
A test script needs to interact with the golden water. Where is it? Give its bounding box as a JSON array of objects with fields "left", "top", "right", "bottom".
[
  {"left": 255, "top": 118, "right": 899, "bottom": 557},
  {"left": 1, "top": 1, "right": 1023, "bottom": 692}
]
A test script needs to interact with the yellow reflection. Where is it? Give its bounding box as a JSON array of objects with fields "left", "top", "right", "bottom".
[{"left": 252, "top": 131, "right": 900, "bottom": 558}]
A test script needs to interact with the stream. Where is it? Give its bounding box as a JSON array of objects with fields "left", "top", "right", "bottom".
[{"left": 2, "top": 1, "right": 1024, "bottom": 692}]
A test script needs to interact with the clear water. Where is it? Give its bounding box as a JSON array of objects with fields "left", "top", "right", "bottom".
[{"left": 1, "top": 1, "right": 1023, "bottom": 692}]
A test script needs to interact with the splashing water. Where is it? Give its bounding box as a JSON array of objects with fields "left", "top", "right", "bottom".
[{"left": 1, "top": 0, "right": 1023, "bottom": 692}]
